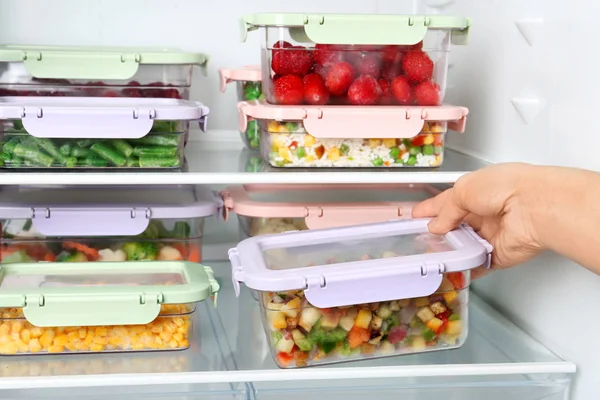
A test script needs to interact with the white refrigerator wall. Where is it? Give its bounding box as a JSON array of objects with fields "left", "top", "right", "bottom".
[{"left": 0, "top": 0, "right": 598, "bottom": 399}]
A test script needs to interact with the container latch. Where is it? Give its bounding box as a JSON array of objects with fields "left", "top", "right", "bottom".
[{"left": 229, "top": 248, "right": 244, "bottom": 297}]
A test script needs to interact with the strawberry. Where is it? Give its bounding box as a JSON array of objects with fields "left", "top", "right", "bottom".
[
  {"left": 391, "top": 76, "right": 414, "bottom": 105},
  {"left": 347, "top": 75, "right": 382, "bottom": 105},
  {"left": 355, "top": 54, "right": 382, "bottom": 79},
  {"left": 414, "top": 81, "right": 440, "bottom": 106},
  {"left": 303, "top": 73, "right": 330, "bottom": 105},
  {"left": 325, "top": 62, "right": 355, "bottom": 96},
  {"left": 381, "top": 45, "right": 404, "bottom": 65},
  {"left": 402, "top": 51, "right": 434, "bottom": 83},
  {"left": 313, "top": 64, "right": 329, "bottom": 80},
  {"left": 271, "top": 46, "right": 313, "bottom": 77},
  {"left": 381, "top": 62, "right": 403, "bottom": 81},
  {"left": 378, "top": 79, "right": 395, "bottom": 105},
  {"left": 314, "top": 44, "right": 345, "bottom": 66},
  {"left": 273, "top": 75, "right": 304, "bottom": 105}
]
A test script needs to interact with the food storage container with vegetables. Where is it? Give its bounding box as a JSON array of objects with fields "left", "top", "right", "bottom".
[
  {"left": 219, "top": 66, "right": 262, "bottom": 149},
  {"left": 0, "top": 45, "right": 208, "bottom": 99},
  {"left": 0, "top": 97, "right": 209, "bottom": 169},
  {"left": 241, "top": 13, "right": 470, "bottom": 106},
  {"left": 0, "top": 185, "right": 219, "bottom": 264},
  {"left": 0, "top": 260, "right": 220, "bottom": 355},
  {"left": 238, "top": 100, "right": 467, "bottom": 168},
  {"left": 229, "top": 219, "right": 492, "bottom": 368},
  {"left": 222, "top": 183, "right": 441, "bottom": 238}
]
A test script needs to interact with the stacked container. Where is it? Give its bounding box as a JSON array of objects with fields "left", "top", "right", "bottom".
[
  {"left": 0, "top": 45, "right": 210, "bottom": 169},
  {"left": 0, "top": 185, "right": 221, "bottom": 355},
  {"left": 239, "top": 13, "right": 470, "bottom": 168}
]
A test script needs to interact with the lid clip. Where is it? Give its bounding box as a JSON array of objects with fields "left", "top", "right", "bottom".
[
  {"left": 461, "top": 223, "right": 494, "bottom": 269},
  {"left": 229, "top": 248, "right": 244, "bottom": 297},
  {"left": 203, "top": 266, "right": 221, "bottom": 308}
]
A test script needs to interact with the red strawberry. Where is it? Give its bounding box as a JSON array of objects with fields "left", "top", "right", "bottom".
[
  {"left": 391, "top": 76, "right": 414, "bottom": 105},
  {"left": 381, "top": 45, "right": 404, "bottom": 65},
  {"left": 314, "top": 44, "right": 345, "bottom": 66},
  {"left": 271, "top": 46, "right": 313, "bottom": 77},
  {"left": 402, "top": 51, "right": 434, "bottom": 83},
  {"left": 355, "top": 54, "right": 382, "bottom": 79},
  {"left": 148, "top": 81, "right": 166, "bottom": 87},
  {"left": 273, "top": 75, "right": 304, "bottom": 105},
  {"left": 103, "top": 90, "right": 120, "bottom": 97},
  {"left": 313, "top": 64, "right": 329, "bottom": 80},
  {"left": 347, "top": 75, "right": 382, "bottom": 105},
  {"left": 325, "top": 62, "right": 355, "bottom": 96},
  {"left": 414, "top": 81, "right": 440, "bottom": 106},
  {"left": 128, "top": 80, "right": 141, "bottom": 86},
  {"left": 381, "top": 62, "right": 403, "bottom": 81},
  {"left": 303, "top": 73, "right": 330, "bottom": 105},
  {"left": 378, "top": 79, "right": 395, "bottom": 105},
  {"left": 273, "top": 40, "right": 292, "bottom": 49}
]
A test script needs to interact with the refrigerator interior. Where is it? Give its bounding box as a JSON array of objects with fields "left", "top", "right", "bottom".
[{"left": 0, "top": 0, "right": 597, "bottom": 399}]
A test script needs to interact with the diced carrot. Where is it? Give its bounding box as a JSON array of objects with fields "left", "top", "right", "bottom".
[
  {"left": 276, "top": 351, "right": 294, "bottom": 367},
  {"left": 446, "top": 272, "right": 466, "bottom": 290},
  {"left": 433, "top": 134, "right": 444, "bottom": 146},
  {"left": 187, "top": 245, "right": 201, "bottom": 262},
  {"left": 173, "top": 243, "right": 188, "bottom": 259},
  {"left": 44, "top": 252, "right": 56, "bottom": 262},
  {"left": 348, "top": 326, "right": 370, "bottom": 349},
  {"left": 62, "top": 242, "right": 99, "bottom": 260}
]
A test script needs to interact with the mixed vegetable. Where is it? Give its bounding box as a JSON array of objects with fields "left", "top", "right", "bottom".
[
  {"left": 238, "top": 81, "right": 264, "bottom": 149},
  {"left": 0, "top": 304, "right": 192, "bottom": 354},
  {"left": 0, "top": 121, "right": 184, "bottom": 169},
  {"left": 1, "top": 220, "right": 202, "bottom": 264},
  {"left": 265, "top": 271, "right": 467, "bottom": 368},
  {"left": 264, "top": 120, "right": 445, "bottom": 168}
]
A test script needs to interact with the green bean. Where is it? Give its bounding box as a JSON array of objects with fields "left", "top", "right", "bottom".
[
  {"left": 34, "top": 138, "right": 67, "bottom": 164},
  {"left": 13, "top": 144, "right": 54, "bottom": 167},
  {"left": 126, "top": 157, "right": 140, "bottom": 168},
  {"left": 139, "top": 156, "right": 180, "bottom": 168},
  {"left": 150, "top": 120, "right": 177, "bottom": 133},
  {"left": 2, "top": 137, "right": 20, "bottom": 155},
  {"left": 10, "top": 156, "right": 22, "bottom": 168},
  {"left": 90, "top": 142, "right": 126, "bottom": 166},
  {"left": 65, "top": 157, "right": 78, "bottom": 168},
  {"left": 135, "top": 134, "right": 180, "bottom": 147},
  {"left": 109, "top": 139, "right": 134, "bottom": 157},
  {"left": 71, "top": 147, "right": 93, "bottom": 158},
  {"left": 132, "top": 145, "right": 177, "bottom": 157},
  {"left": 0, "top": 152, "right": 9, "bottom": 166},
  {"left": 76, "top": 139, "right": 94, "bottom": 148},
  {"left": 81, "top": 156, "right": 108, "bottom": 167},
  {"left": 59, "top": 143, "right": 72, "bottom": 157}
]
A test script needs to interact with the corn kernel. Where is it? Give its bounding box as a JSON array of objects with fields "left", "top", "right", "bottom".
[
  {"left": 2, "top": 342, "right": 18, "bottom": 355},
  {"left": 132, "top": 343, "right": 145, "bottom": 350},
  {"left": 29, "top": 338, "right": 42, "bottom": 353},
  {"left": 95, "top": 327, "right": 108, "bottom": 337},
  {"left": 278, "top": 147, "right": 292, "bottom": 162},
  {"left": 39, "top": 330, "right": 55, "bottom": 348},
  {"left": 368, "top": 139, "right": 382, "bottom": 148},
  {"left": 168, "top": 340, "right": 179, "bottom": 349},
  {"left": 30, "top": 327, "right": 43, "bottom": 338},
  {"left": 421, "top": 122, "right": 431, "bottom": 133},
  {"left": 177, "top": 326, "right": 187, "bottom": 334},
  {"left": 179, "top": 339, "right": 189, "bottom": 348},
  {"left": 305, "top": 155, "right": 316, "bottom": 162},
  {"left": 0, "top": 324, "right": 9, "bottom": 336},
  {"left": 173, "top": 317, "right": 185, "bottom": 327},
  {"left": 67, "top": 331, "right": 79, "bottom": 343},
  {"left": 10, "top": 322, "right": 22, "bottom": 334},
  {"left": 131, "top": 325, "right": 145, "bottom": 335},
  {"left": 108, "top": 337, "right": 123, "bottom": 346},
  {"left": 155, "top": 336, "right": 164, "bottom": 345},
  {"left": 151, "top": 325, "right": 163, "bottom": 334},
  {"left": 173, "top": 333, "right": 184, "bottom": 342},
  {"left": 383, "top": 139, "right": 397, "bottom": 148},
  {"left": 75, "top": 342, "right": 88, "bottom": 351},
  {"left": 90, "top": 343, "right": 104, "bottom": 352},
  {"left": 84, "top": 332, "right": 94, "bottom": 346},
  {"left": 53, "top": 334, "right": 69, "bottom": 347},
  {"left": 303, "top": 135, "right": 316, "bottom": 147},
  {"left": 160, "top": 331, "right": 172, "bottom": 342},
  {"left": 327, "top": 147, "right": 341, "bottom": 161},
  {"left": 430, "top": 123, "right": 446, "bottom": 133},
  {"left": 78, "top": 328, "right": 87, "bottom": 339},
  {"left": 272, "top": 134, "right": 287, "bottom": 148},
  {"left": 48, "top": 345, "right": 64, "bottom": 353},
  {"left": 20, "top": 329, "right": 31, "bottom": 342},
  {"left": 164, "top": 323, "right": 177, "bottom": 333},
  {"left": 65, "top": 342, "right": 76, "bottom": 352},
  {"left": 267, "top": 121, "right": 279, "bottom": 132},
  {"left": 93, "top": 336, "right": 108, "bottom": 345},
  {"left": 422, "top": 134, "right": 434, "bottom": 145}
]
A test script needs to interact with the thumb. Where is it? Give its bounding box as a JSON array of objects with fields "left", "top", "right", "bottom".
[{"left": 427, "top": 189, "right": 469, "bottom": 235}]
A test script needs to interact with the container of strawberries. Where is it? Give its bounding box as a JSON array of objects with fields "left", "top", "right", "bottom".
[{"left": 241, "top": 14, "right": 470, "bottom": 107}]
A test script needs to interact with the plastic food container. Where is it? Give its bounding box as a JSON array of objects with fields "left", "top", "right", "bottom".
[
  {"left": 229, "top": 219, "right": 492, "bottom": 368},
  {"left": 241, "top": 14, "right": 470, "bottom": 106},
  {"left": 0, "top": 185, "right": 219, "bottom": 264},
  {"left": 0, "top": 97, "right": 209, "bottom": 169},
  {"left": 222, "top": 183, "right": 441, "bottom": 238},
  {"left": 0, "top": 45, "right": 208, "bottom": 99},
  {"left": 220, "top": 66, "right": 262, "bottom": 149},
  {"left": 238, "top": 100, "right": 467, "bottom": 168},
  {"left": 0, "top": 260, "right": 220, "bottom": 355}
]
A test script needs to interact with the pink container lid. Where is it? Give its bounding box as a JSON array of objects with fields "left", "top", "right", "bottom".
[
  {"left": 219, "top": 66, "right": 261, "bottom": 93},
  {"left": 221, "top": 184, "right": 441, "bottom": 230},
  {"left": 238, "top": 100, "right": 468, "bottom": 139},
  {"left": 229, "top": 219, "right": 493, "bottom": 306}
]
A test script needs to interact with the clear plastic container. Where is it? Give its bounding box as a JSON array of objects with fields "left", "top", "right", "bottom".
[
  {"left": 0, "top": 97, "right": 209, "bottom": 169},
  {"left": 220, "top": 67, "right": 263, "bottom": 149},
  {"left": 241, "top": 14, "right": 470, "bottom": 106},
  {"left": 222, "top": 184, "right": 441, "bottom": 239},
  {"left": 229, "top": 219, "right": 492, "bottom": 368},
  {"left": 0, "top": 261, "right": 219, "bottom": 355},
  {"left": 238, "top": 101, "right": 467, "bottom": 168},
  {"left": 0, "top": 45, "right": 208, "bottom": 99},
  {"left": 0, "top": 185, "right": 219, "bottom": 264}
]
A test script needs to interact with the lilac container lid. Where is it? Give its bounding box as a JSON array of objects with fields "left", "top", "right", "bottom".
[
  {"left": 0, "top": 185, "right": 220, "bottom": 237},
  {"left": 229, "top": 219, "right": 493, "bottom": 308}
]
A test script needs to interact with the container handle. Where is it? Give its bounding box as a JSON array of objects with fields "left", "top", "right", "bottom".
[
  {"left": 23, "top": 51, "right": 141, "bottom": 80},
  {"left": 23, "top": 293, "right": 161, "bottom": 327},
  {"left": 305, "top": 207, "right": 405, "bottom": 230},
  {"left": 31, "top": 207, "right": 151, "bottom": 237},
  {"left": 302, "top": 108, "right": 425, "bottom": 139}
]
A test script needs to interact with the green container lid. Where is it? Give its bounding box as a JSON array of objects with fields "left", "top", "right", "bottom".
[
  {"left": 241, "top": 13, "right": 470, "bottom": 46},
  {"left": 0, "top": 261, "right": 220, "bottom": 327},
  {"left": 0, "top": 45, "right": 209, "bottom": 80}
]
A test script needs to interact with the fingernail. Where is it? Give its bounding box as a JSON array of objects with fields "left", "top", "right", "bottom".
[{"left": 428, "top": 218, "right": 438, "bottom": 232}]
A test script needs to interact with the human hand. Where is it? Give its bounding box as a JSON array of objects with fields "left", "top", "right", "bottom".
[{"left": 412, "top": 163, "right": 544, "bottom": 279}]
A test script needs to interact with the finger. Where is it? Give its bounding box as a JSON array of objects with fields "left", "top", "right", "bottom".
[
  {"left": 471, "top": 266, "right": 492, "bottom": 280},
  {"left": 411, "top": 190, "right": 451, "bottom": 219},
  {"left": 463, "top": 213, "right": 483, "bottom": 232},
  {"left": 428, "top": 189, "right": 469, "bottom": 235}
]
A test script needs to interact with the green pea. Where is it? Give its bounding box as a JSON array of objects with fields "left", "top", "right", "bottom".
[
  {"left": 339, "top": 144, "right": 350, "bottom": 155},
  {"left": 407, "top": 155, "right": 417, "bottom": 166},
  {"left": 423, "top": 145, "right": 434, "bottom": 156},
  {"left": 372, "top": 157, "right": 384, "bottom": 166},
  {"left": 295, "top": 147, "right": 306, "bottom": 158},
  {"left": 434, "top": 145, "right": 444, "bottom": 154},
  {"left": 409, "top": 146, "right": 421, "bottom": 156},
  {"left": 402, "top": 139, "right": 412, "bottom": 147},
  {"left": 389, "top": 147, "right": 400, "bottom": 160},
  {"left": 285, "top": 122, "right": 298, "bottom": 132}
]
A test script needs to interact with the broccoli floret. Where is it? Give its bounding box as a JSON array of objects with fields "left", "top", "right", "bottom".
[{"left": 122, "top": 242, "right": 158, "bottom": 260}]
